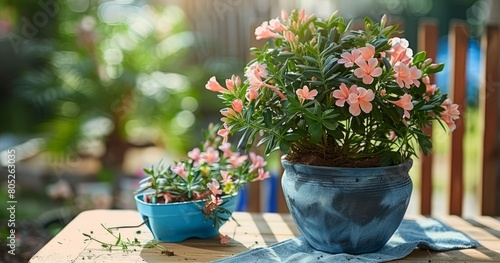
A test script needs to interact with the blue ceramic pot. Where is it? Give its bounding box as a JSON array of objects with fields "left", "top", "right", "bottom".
[
  {"left": 281, "top": 158, "right": 413, "bottom": 254},
  {"left": 135, "top": 194, "right": 237, "bottom": 242}
]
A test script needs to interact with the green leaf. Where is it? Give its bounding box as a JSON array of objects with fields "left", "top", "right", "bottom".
[
  {"left": 237, "top": 128, "right": 251, "bottom": 150},
  {"left": 323, "top": 120, "right": 338, "bottom": 131},
  {"left": 322, "top": 109, "right": 340, "bottom": 119},
  {"left": 314, "top": 21, "right": 328, "bottom": 29},
  {"left": 426, "top": 63, "right": 445, "bottom": 74},
  {"left": 245, "top": 104, "right": 254, "bottom": 123},
  {"left": 308, "top": 122, "right": 323, "bottom": 144},
  {"left": 382, "top": 57, "right": 392, "bottom": 72},
  {"left": 322, "top": 56, "right": 338, "bottom": 74},
  {"left": 303, "top": 108, "right": 320, "bottom": 121},
  {"left": 279, "top": 140, "right": 290, "bottom": 153},
  {"left": 283, "top": 133, "right": 301, "bottom": 141},
  {"left": 277, "top": 52, "right": 296, "bottom": 58},
  {"left": 115, "top": 233, "right": 121, "bottom": 246},
  {"left": 296, "top": 65, "right": 321, "bottom": 71},
  {"left": 264, "top": 135, "right": 277, "bottom": 155},
  {"left": 412, "top": 51, "right": 426, "bottom": 64},
  {"left": 263, "top": 108, "right": 272, "bottom": 128},
  {"left": 303, "top": 56, "right": 318, "bottom": 65},
  {"left": 364, "top": 17, "right": 373, "bottom": 28}
]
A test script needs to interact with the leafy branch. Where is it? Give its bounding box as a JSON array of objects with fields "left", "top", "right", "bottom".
[{"left": 82, "top": 224, "right": 174, "bottom": 256}]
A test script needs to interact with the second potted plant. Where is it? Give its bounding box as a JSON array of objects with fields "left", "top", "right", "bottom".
[{"left": 135, "top": 124, "right": 269, "bottom": 243}]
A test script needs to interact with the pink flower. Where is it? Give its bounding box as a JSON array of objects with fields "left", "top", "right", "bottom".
[
  {"left": 389, "top": 131, "right": 397, "bottom": 141},
  {"left": 220, "top": 108, "right": 237, "bottom": 118},
  {"left": 348, "top": 87, "right": 375, "bottom": 116},
  {"left": 217, "top": 123, "right": 230, "bottom": 143},
  {"left": 210, "top": 194, "right": 222, "bottom": 206},
  {"left": 354, "top": 58, "right": 383, "bottom": 84},
  {"left": 422, "top": 75, "right": 437, "bottom": 95},
  {"left": 392, "top": 62, "right": 422, "bottom": 88},
  {"left": 244, "top": 62, "right": 286, "bottom": 100},
  {"left": 205, "top": 76, "right": 227, "bottom": 93},
  {"left": 245, "top": 62, "right": 269, "bottom": 90},
  {"left": 220, "top": 170, "right": 232, "bottom": 183},
  {"left": 249, "top": 152, "right": 266, "bottom": 171},
  {"left": 171, "top": 163, "right": 187, "bottom": 179},
  {"left": 225, "top": 75, "right": 241, "bottom": 92},
  {"left": 358, "top": 44, "right": 376, "bottom": 60},
  {"left": 281, "top": 9, "right": 288, "bottom": 21},
  {"left": 188, "top": 147, "right": 201, "bottom": 165},
  {"left": 296, "top": 86, "right": 318, "bottom": 103},
  {"left": 256, "top": 168, "right": 270, "bottom": 181},
  {"left": 440, "top": 99, "right": 460, "bottom": 131},
  {"left": 390, "top": 94, "right": 414, "bottom": 119},
  {"left": 246, "top": 87, "right": 259, "bottom": 102},
  {"left": 255, "top": 21, "right": 281, "bottom": 40},
  {"left": 387, "top": 37, "right": 413, "bottom": 65},
  {"left": 338, "top": 49, "right": 361, "bottom": 68},
  {"left": 268, "top": 18, "right": 286, "bottom": 31},
  {"left": 229, "top": 153, "right": 248, "bottom": 168},
  {"left": 232, "top": 99, "right": 243, "bottom": 114},
  {"left": 408, "top": 66, "right": 422, "bottom": 86},
  {"left": 332, "top": 83, "right": 357, "bottom": 107},
  {"left": 298, "top": 9, "right": 311, "bottom": 23},
  {"left": 207, "top": 178, "right": 222, "bottom": 195},
  {"left": 219, "top": 233, "right": 231, "bottom": 245},
  {"left": 246, "top": 62, "right": 268, "bottom": 79},
  {"left": 201, "top": 147, "right": 220, "bottom": 164},
  {"left": 284, "top": 30, "right": 298, "bottom": 45},
  {"left": 219, "top": 142, "right": 232, "bottom": 158},
  {"left": 380, "top": 89, "right": 387, "bottom": 97}
]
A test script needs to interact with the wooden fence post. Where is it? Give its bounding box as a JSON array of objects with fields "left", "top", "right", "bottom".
[
  {"left": 417, "top": 19, "right": 439, "bottom": 216},
  {"left": 480, "top": 24, "right": 500, "bottom": 216},
  {"left": 448, "top": 21, "right": 468, "bottom": 216}
]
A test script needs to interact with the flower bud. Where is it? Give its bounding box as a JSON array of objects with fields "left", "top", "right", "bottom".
[
  {"left": 281, "top": 9, "right": 288, "bottom": 21},
  {"left": 380, "top": 14, "right": 387, "bottom": 28},
  {"left": 424, "top": 58, "right": 433, "bottom": 66}
]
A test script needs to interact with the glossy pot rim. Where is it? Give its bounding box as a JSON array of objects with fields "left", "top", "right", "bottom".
[
  {"left": 281, "top": 156, "right": 413, "bottom": 177},
  {"left": 135, "top": 192, "right": 238, "bottom": 206}
]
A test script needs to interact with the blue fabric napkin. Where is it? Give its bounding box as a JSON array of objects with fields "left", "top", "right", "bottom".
[{"left": 212, "top": 218, "right": 478, "bottom": 263}]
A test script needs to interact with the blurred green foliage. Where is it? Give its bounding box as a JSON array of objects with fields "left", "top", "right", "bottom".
[{"left": 1, "top": 1, "right": 208, "bottom": 165}]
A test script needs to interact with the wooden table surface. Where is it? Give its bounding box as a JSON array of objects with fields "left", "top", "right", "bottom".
[{"left": 29, "top": 210, "right": 500, "bottom": 262}]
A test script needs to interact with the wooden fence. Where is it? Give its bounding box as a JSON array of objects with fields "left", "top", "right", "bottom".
[{"left": 418, "top": 20, "right": 500, "bottom": 216}]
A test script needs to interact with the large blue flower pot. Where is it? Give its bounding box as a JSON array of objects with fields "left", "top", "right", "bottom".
[
  {"left": 135, "top": 194, "right": 237, "bottom": 242},
  {"left": 281, "top": 158, "right": 413, "bottom": 254}
]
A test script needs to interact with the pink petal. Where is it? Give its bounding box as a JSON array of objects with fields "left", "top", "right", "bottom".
[
  {"left": 360, "top": 101, "right": 373, "bottom": 113},
  {"left": 371, "top": 67, "right": 383, "bottom": 77},
  {"left": 349, "top": 103, "right": 361, "bottom": 116},
  {"left": 354, "top": 68, "right": 365, "bottom": 79},
  {"left": 362, "top": 75, "right": 373, "bottom": 84}
]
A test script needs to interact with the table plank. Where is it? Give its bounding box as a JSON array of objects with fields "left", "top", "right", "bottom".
[{"left": 30, "top": 210, "right": 500, "bottom": 263}]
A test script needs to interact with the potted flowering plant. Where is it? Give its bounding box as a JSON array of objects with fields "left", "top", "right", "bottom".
[
  {"left": 206, "top": 9, "right": 459, "bottom": 254},
  {"left": 134, "top": 124, "right": 269, "bottom": 243}
]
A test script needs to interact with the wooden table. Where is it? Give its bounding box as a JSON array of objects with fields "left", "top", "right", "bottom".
[{"left": 30, "top": 210, "right": 500, "bottom": 262}]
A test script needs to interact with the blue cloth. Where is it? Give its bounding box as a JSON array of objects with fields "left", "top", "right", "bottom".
[{"left": 212, "top": 218, "right": 478, "bottom": 263}]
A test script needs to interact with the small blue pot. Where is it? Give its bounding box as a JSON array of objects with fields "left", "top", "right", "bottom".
[
  {"left": 135, "top": 194, "right": 237, "bottom": 242},
  {"left": 281, "top": 158, "right": 413, "bottom": 254}
]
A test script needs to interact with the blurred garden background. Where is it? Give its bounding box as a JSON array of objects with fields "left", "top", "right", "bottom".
[{"left": 0, "top": 0, "right": 498, "bottom": 261}]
